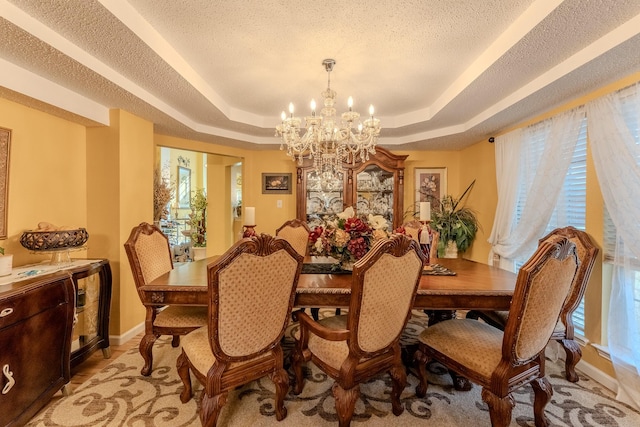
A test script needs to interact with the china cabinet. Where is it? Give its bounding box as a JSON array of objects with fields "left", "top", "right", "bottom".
[{"left": 296, "top": 147, "right": 408, "bottom": 230}]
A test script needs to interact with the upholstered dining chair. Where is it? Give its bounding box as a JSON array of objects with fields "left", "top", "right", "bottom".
[
  {"left": 292, "top": 234, "right": 425, "bottom": 427},
  {"left": 176, "top": 233, "right": 303, "bottom": 427},
  {"left": 275, "top": 218, "right": 310, "bottom": 257},
  {"left": 466, "top": 226, "right": 598, "bottom": 382},
  {"left": 403, "top": 219, "right": 439, "bottom": 261},
  {"left": 124, "top": 222, "right": 207, "bottom": 376},
  {"left": 415, "top": 236, "right": 579, "bottom": 427}
]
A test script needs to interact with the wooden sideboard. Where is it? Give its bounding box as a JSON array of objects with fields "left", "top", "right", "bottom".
[
  {"left": 0, "top": 272, "right": 75, "bottom": 426},
  {"left": 0, "top": 259, "right": 111, "bottom": 426}
]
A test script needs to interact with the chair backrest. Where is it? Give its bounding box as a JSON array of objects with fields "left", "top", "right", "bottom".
[
  {"left": 276, "top": 219, "right": 311, "bottom": 257},
  {"left": 503, "top": 236, "right": 578, "bottom": 365},
  {"left": 348, "top": 234, "right": 424, "bottom": 356},
  {"left": 124, "top": 222, "right": 174, "bottom": 294},
  {"left": 207, "top": 234, "right": 303, "bottom": 362},
  {"left": 538, "top": 226, "right": 598, "bottom": 335}
]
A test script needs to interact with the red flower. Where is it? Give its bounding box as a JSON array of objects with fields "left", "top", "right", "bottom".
[
  {"left": 344, "top": 217, "right": 371, "bottom": 234},
  {"left": 309, "top": 226, "right": 324, "bottom": 243}
]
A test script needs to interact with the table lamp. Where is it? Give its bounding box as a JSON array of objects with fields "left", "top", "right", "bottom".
[{"left": 243, "top": 206, "right": 256, "bottom": 238}]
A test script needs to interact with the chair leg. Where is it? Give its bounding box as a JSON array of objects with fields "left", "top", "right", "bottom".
[
  {"left": 332, "top": 382, "right": 359, "bottom": 427},
  {"left": 413, "top": 347, "right": 429, "bottom": 398},
  {"left": 176, "top": 351, "right": 193, "bottom": 403},
  {"left": 171, "top": 335, "right": 180, "bottom": 347},
  {"left": 389, "top": 361, "right": 407, "bottom": 416},
  {"left": 481, "top": 388, "right": 515, "bottom": 427},
  {"left": 200, "top": 391, "right": 228, "bottom": 427},
  {"left": 559, "top": 338, "right": 582, "bottom": 382},
  {"left": 291, "top": 346, "right": 306, "bottom": 395},
  {"left": 139, "top": 333, "right": 158, "bottom": 376},
  {"left": 465, "top": 310, "right": 481, "bottom": 320},
  {"left": 271, "top": 368, "right": 290, "bottom": 421},
  {"left": 310, "top": 308, "right": 320, "bottom": 321},
  {"left": 531, "top": 376, "right": 553, "bottom": 427}
]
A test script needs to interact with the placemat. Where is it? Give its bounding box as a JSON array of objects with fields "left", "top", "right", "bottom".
[{"left": 422, "top": 263, "right": 456, "bottom": 276}]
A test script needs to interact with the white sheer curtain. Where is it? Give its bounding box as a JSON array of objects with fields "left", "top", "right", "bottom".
[
  {"left": 487, "top": 129, "right": 522, "bottom": 271},
  {"left": 489, "top": 108, "right": 585, "bottom": 263},
  {"left": 587, "top": 86, "right": 640, "bottom": 411}
]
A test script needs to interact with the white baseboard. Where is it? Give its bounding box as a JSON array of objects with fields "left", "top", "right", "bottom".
[
  {"left": 575, "top": 358, "right": 619, "bottom": 393},
  {"left": 109, "top": 322, "right": 144, "bottom": 347}
]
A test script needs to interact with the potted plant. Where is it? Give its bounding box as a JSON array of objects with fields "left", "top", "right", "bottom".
[
  {"left": 429, "top": 180, "right": 479, "bottom": 258},
  {"left": 189, "top": 188, "right": 207, "bottom": 260},
  {"left": 153, "top": 167, "right": 172, "bottom": 225}
]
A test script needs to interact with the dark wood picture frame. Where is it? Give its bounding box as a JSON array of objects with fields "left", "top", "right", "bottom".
[
  {"left": 0, "top": 127, "right": 10, "bottom": 239},
  {"left": 262, "top": 173, "right": 292, "bottom": 194}
]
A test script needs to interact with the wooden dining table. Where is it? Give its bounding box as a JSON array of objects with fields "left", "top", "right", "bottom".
[{"left": 143, "top": 257, "right": 517, "bottom": 312}]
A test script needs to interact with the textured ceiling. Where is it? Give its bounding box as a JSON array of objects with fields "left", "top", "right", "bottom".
[{"left": 1, "top": 0, "right": 640, "bottom": 151}]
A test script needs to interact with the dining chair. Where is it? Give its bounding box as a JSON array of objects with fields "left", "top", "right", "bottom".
[
  {"left": 415, "top": 236, "right": 579, "bottom": 427},
  {"left": 466, "top": 226, "right": 598, "bottom": 382},
  {"left": 176, "top": 233, "right": 303, "bottom": 426},
  {"left": 124, "top": 222, "right": 207, "bottom": 376},
  {"left": 275, "top": 218, "right": 310, "bottom": 257},
  {"left": 292, "top": 234, "right": 425, "bottom": 427}
]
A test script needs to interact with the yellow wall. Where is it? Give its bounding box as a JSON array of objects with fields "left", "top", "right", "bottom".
[{"left": 0, "top": 98, "right": 88, "bottom": 266}]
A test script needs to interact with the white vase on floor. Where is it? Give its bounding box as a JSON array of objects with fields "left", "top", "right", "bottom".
[{"left": 443, "top": 241, "right": 458, "bottom": 259}]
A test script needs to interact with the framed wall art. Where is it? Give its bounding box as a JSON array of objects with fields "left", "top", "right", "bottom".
[
  {"left": 0, "top": 127, "right": 10, "bottom": 239},
  {"left": 177, "top": 166, "right": 191, "bottom": 208},
  {"left": 415, "top": 167, "right": 447, "bottom": 211},
  {"left": 262, "top": 173, "right": 292, "bottom": 194}
]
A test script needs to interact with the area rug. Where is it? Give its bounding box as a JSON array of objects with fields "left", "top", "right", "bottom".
[{"left": 28, "top": 311, "right": 640, "bottom": 426}]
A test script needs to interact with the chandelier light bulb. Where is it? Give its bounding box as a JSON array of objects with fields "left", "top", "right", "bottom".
[
  {"left": 348, "top": 96, "right": 353, "bottom": 111},
  {"left": 281, "top": 111, "right": 286, "bottom": 121},
  {"left": 310, "top": 99, "right": 316, "bottom": 116},
  {"left": 369, "top": 105, "right": 375, "bottom": 116},
  {"left": 289, "top": 102, "right": 294, "bottom": 116}
]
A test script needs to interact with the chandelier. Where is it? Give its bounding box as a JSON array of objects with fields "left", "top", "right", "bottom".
[{"left": 276, "top": 59, "right": 381, "bottom": 175}]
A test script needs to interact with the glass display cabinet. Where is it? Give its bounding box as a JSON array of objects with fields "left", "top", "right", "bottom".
[{"left": 296, "top": 147, "right": 407, "bottom": 230}]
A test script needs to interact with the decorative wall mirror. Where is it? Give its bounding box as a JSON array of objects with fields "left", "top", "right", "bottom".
[{"left": 177, "top": 166, "right": 191, "bottom": 208}]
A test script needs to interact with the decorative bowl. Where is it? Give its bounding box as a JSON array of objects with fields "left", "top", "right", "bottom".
[{"left": 20, "top": 228, "right": 89, "bottom": 251}]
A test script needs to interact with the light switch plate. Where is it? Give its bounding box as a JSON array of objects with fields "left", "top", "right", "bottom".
[{"left": 277, "top": 200, "right": 282, "bottom": 208}]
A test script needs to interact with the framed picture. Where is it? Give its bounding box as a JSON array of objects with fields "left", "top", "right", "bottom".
[
  {"left": 177, "top": 166, "right": 191, "bottom": 208},
  {"left": 262, "top": 173, "right": 292, "bottom": 194},
  {"left": 415, "top": 167, "right": 447, "bottom": 211},
  {"left": 0, "top": 127, "right": 10, "bottom": 239}
]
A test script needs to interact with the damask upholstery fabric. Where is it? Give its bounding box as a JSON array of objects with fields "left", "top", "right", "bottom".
[
  {"left": 303, "top": 315, "right": 352, "bottom": 370},
  {"left": 419, "top": 319, "right": 504, "bottom": 380},
  {"left": 218, "top": 250, "right": 298, "bottom": 357},
  {"left": 154, "top": 306, "right": 208, "bottom": 328},
  {"left": 180, "top": 328, "right": 272, "bottom": 375},
  {"left": 515, "top": 256, "right": 577, "bottom": 362},
  {"left": 359, "top": 252, "right": 422, "bottom": 352},
  {"left": 134, "top": 232, "right": 172, "bottom": 285},
  {"left": 277, "top": 226, "right": 309, "bottom": 257}
]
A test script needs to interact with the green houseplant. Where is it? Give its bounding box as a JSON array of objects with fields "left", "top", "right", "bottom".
[{"left": 430, "top": 180, "right": 479, "bottom": 257}]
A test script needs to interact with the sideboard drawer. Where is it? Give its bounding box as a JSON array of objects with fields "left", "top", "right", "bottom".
[{"left": 0, "top": 276, "right": 69, "bottom": 330}]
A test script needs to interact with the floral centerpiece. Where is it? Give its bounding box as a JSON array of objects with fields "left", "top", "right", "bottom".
[{"left": 308, "top": 207, "right": 391, "bottom": 270}]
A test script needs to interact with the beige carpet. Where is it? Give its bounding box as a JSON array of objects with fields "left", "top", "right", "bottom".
[{"left": 28, "top": 311, "right": 640, "bottom": 426}]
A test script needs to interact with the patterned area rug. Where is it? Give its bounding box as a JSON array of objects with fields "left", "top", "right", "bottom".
[{"left": 28, "top": 311, "right": 640, "bottom": 426}]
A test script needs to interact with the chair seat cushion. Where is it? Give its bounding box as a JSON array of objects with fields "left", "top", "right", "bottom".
[
  {"left": 181, "top": 327, "right": 271, "bottom": 375},
  {"left": 154, "top": 305, "right": 207, "bottom": 328},
  {"left": 419, "top": 319, "right": 504, "bottom": 381},
  {"left": 296, "top": 315, "right": 352, "bottom": 371}
]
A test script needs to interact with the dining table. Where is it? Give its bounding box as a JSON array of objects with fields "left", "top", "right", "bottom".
[
  {"left": 144, "top": 256, "right": 516, "bottom": 313},
  {"left": 144, "top": 256, "right": 517, "bottom": 390}
]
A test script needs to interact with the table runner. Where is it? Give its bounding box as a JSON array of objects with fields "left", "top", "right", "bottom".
[{"left": 301, "top": 263, "right": 456, "bottom": 276}]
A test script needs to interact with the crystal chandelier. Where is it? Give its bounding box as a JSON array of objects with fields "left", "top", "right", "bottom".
[{"left": 276, "top": 59, "right": 381, "bottom": 175}]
